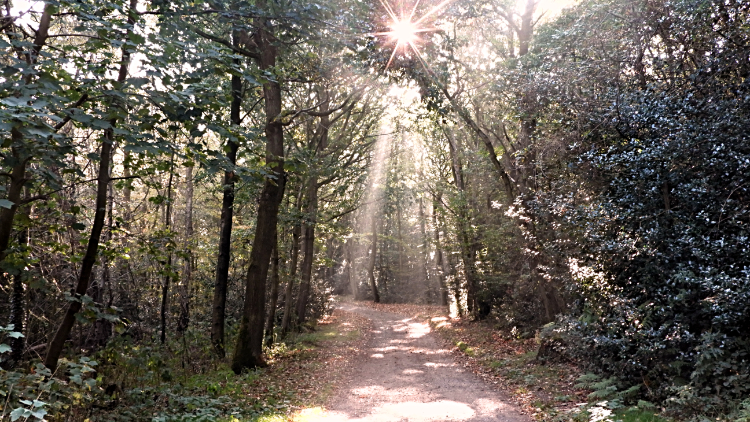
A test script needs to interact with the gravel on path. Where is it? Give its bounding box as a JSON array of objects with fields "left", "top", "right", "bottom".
[{"left": 303, "top": 302, "right": 531, "bottom": 422}]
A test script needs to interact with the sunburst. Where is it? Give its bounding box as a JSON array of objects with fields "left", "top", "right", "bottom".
[{"left": 371, "top": 0, "right": 454, "bottom": 70}]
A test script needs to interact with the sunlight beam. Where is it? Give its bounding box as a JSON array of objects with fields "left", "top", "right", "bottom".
[
  {"left": 377, "top": 0, "right": 400, "bottom": 24},
  {"left": 408, "top": 0, "right": 422, "bottom": 22},
  {"left": 414, "top": 0, "right": 454, "bottom": 24},
  {"left": 385, "top": 40, "right": 401, "bottom": 69}
]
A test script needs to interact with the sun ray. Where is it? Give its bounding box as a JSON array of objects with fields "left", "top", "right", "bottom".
[
  {"left": 372, "top": 0, "right": 455, "bottom": 70},
  {"left": 414, "top": 0, "right": 454, "bottom": 24},
  {"left": 377, "top": 0, "right": 400, "bottom": 24},
  {"left": 408, "top": 0, "right": 422, "bottom": 22},
  {"left": 372, "top": 27, "right": 437, "bottom": 37},
  {"left": 409, "top": 42, "right": 433, "bottom": 76},
  {"left": 385, "top": 40, "right": 401, "bottom": 69}
]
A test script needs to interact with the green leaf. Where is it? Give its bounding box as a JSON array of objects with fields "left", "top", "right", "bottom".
[
  {"left": 129, "top": 77, "right": 150, "bottom": 88},
  {"left": 2, "top": 66, "right": 19, "bottom": 77},
  {"left": 1, "top": 97, "right": 30, "bottom": 107},
  {"left": 31, "top": 409, "right": 47, "bottom": 419},
  {"left": 0, "top": 344, "right": 11, "bottom": 354},
  {"left": 25, "top": 126, "right": 52, "bottom": 137},
  {"left": 10, "top": 407, "right": 30, "bottom": 421},
  {"left": 129, "top": 33, "right": 146, "bottom": 45},
  {"left": 0, "top": 199, "right": 15, "bottom": 209},
  {"left": 90, "top": 119, "right": 112, "bottom": 130}
]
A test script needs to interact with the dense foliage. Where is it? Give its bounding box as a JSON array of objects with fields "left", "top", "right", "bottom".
[
  {"left": 1, "top": 0, "right": 748, "bottom": 420},
  {"left": 515, "top": 0, "right": 750, "bottom": 414}
]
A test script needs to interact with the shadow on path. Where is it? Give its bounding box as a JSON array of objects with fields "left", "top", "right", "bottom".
[{"left": 301, "top": 302, "right": 530, "bottom": 422}]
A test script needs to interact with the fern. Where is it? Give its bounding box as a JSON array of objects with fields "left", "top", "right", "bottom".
[{"left": 575, "top": 373, "right": 642, "bottom": 404}]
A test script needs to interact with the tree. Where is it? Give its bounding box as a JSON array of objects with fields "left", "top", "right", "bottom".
[{"left": 44, "top": 0, "right": 141, "bottom": 371}]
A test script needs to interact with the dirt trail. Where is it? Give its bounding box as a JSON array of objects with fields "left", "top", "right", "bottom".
[{"left": 305, "top": 302, "right": 530, "bottom": 422}]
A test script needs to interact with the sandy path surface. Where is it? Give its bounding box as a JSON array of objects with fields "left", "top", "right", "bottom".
[{"left": 306, "top": 303, "right": 530, "bottom": 422}]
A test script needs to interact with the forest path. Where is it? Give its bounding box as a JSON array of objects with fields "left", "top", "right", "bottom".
[{"left": 302, "top": 302, "right": 530, "bottom": 422}]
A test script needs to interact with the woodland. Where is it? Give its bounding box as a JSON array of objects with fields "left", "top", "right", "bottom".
[{"left": 0, "top": 0, "right": 748, "bottom": 420}]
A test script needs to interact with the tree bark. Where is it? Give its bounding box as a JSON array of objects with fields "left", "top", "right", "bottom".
[
  {"left": 295, "top": 93, "right": 330, "bottom": 326},
  {"left": 0, "top": 2, "right": 55, "bottom": 265},
  {"left": 345, "top": 235, "right": 357, "bottom": 299},
  {"left": 280, "top": 223, "right": 300, "bottom": 336},
  {"left": 264, "top": 232, "right": 280, "bottom": 346},
  {"left": 6, "top": 196, "right": 31, "bottom": 368},
  {"left": 178, "top": 165, "right": 194, "bottom": 333},
  {"left": 432, "top": 200, "right": 448, "bottom": 307},
  {"left": 44, "top": 0, "right": 138, "bottom": 372},
  {"left": 517, "top": 0, "right": 536, "bottom": 57},
  {"left": 231, "top": 20, "right": 286, "bottom": 372},
  {"left": 160, "top": 152, "right": 175, "bottom": 344},
  {"left": 91, "top": 163, "right": 115, "bottom": 349},
  {"left": 295, "top": 177, "right": 317, "bottom": 326},
  {"left": 122, "top": 150, "right": 133, "bottom": 225},
  {"left": 418, "top": 197, "right": 431, "bottom": 303},
  {"left": 368, "top": 219, "right": 380, "bottom": 303},
  {"left": 446, "top": 128, "right": 478, "bottom": 316},
  {"left": 0, "top": 146, "right": 28, "bottom": 265},
  {"left": 211, "top": 51, "right": 242, "bottom": 357},
  {"left": 0, "top": 147, "right": 28, "bottom": 367}
]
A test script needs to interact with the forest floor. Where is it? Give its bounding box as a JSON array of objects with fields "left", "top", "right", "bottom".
[
  {"left": 293, "top": 301, "right": 560, "bottom": 422},
  {"left": 311, "top": 301, "right": 674, "bottom": 422},
  {"left": 290, "top": 299, "right": 580, "bottom": 422},
  {"left": 88, "top": 305, "right": 374, "bottom": 421},
  {"left": 90, "top": 299, "right": 666, "bottom": 421}
]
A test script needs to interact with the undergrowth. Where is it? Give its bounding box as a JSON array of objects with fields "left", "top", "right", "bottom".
[
  {"left": 426, "top": 315, "right": 677, "bottom": 422},
  {"left": 1, "top": 310, "right": 366, "bottom": 422}
]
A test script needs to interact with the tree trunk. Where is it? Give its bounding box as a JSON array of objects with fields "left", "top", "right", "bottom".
[
  {"left": 0, "top": 147, "right": 28, "bottom": 265},
  {"left": 211, "top": 54, "right": 242, "bottom": 357},
  {"left": 0, "top": 3, "right": 54, "bottom": 265},
  {"left": 432, "top": 200, "right": 448, "bottom": 307},
  {"left": 295, "top": 93, "right": 330, "bottom": 326},
  {"left": 446, "top": 127, "right": 478, "bottom": 316},
  {"left": 178, "top": 165, "right": 194, "bottom": 333},
  {"left": 91, "top": 173, "right": 115, "bottom": 349},
  {"left": 418, "top": 197, "right": 431, "bottom": 303},
  {"left": 123, "top": 150, "right": 133, "bottom": 224},
  {"left": 160, "top": 152, "right": 175, "bottom": 344},
  {"left": 345, "top": 235, "right": 357, "bottom": 299},
  {"left": 264, "top": 232, "right": 280, "bottom": 346},
  {"left": 295, "top": 177, "right": 317, "bottom": 326},
  {"left": 6, "top": 196, "right": 31, "bottom": 368},
  {"left": 8, "top": 269, "right": 25, "bottom": 366},
  {"left": 379, "top": 228, "right": 388, "bottom": 297},
  {"left": 368, "top": 219, "right": 380, "bottom": 303},
  {"left": 44, "top": 0, "right": 138, "bottom": 372},
  {"left": 447, "top": 253, "right": 462, "bottom": 317},
  {"left": 231, "top": 21, "right": 286, "bottom": 372},
  {"left": 459, "top": 228, "right": 478, "bottom": 315},
  {"left": 517, "top": 0, "right": 536, "bottom": 57},
  {"left": 280, "top": 223, "right": 300, "bottom": 336}
]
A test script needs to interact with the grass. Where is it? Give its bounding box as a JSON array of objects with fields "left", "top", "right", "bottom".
[{"left": 616, "top": 409, "right": 670, "bottom": 422}]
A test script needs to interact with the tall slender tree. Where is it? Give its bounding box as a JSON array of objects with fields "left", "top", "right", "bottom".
[{"left": 45, "top": 0, "right": 140, "bottom": 371}]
